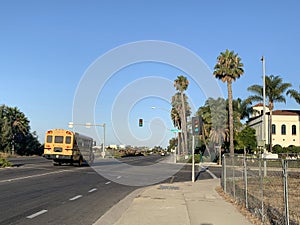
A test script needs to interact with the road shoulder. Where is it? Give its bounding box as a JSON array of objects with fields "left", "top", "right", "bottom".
[{"left": 93, "top": 187, "right": 145, "bottom": 225}]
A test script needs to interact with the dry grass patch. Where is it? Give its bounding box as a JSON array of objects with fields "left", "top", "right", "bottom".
[{"left": 216, "top": 186, "right": 266, "bottom": 225}]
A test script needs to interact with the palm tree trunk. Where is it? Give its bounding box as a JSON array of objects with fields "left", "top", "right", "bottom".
[
  {"left": 180, "top": 92, "right": 188, "bottom": 154},
  {"left": 178, "top": 132, "right": 181, "bottom": 155},
  {"left": 227, "top": 81, "right": 234, "bottom": 155},
  {"left": 201, "top": 131, "right": 211, "bottom": 157},
  {"left": 180, "top": 91, "right": 188, "bottom": 155}
]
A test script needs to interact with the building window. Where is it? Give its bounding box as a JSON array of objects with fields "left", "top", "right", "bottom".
[
  {"left": 292, "top": 125, "right": 296, "bottom": 135},
  {"left": 281, "top": 124, "right": 286, "bottom": 135},
  {"left": 272, "top": 124, "right": 276, "bottom": 134}
]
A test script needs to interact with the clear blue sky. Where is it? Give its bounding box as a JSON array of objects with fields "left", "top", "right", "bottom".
[{"left": 0, "top": 0, "right": 299, "bottom": 147}]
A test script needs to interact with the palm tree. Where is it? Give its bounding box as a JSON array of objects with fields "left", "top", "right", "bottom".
[
  {"left": 214, "top": 50, "right": 244, "bottom": 155},
  {"left": 2, "top": 106, "right": 30, "bottom": 154},
  {"left": 174, "top": 76, "right": 189, "bottom": 155},
  {"left": 170, "top": 107, "right": 182, "bottom": 155},
  {"left": 232, "top": 98, "right": 253, "bottom": 122},
  {"left": 230, "top": 98, "right": 253, "bottom": 137},
  {"left": 171, "top": 92, "right": 191, "bottom": 155},
  {"left": 197, "top": 100, "right": 211, "bottom": 157},
  {"left": 209, "top": 98, "right": 228, "bottom": 149},
  {"left": 287, "top": 86, "right": 300, "bottom": 104},
  {"left": 0, "top": 105, "right": 5, "bottom": 151},
  {"left": 247, "top": 75, "right": 292, "bottom": 152},
  {"left": 170, "top": 107, "right": 181, "bottom": 129},
  {"left": 197, "top": 97, "right": 228, "bottom": 158}
]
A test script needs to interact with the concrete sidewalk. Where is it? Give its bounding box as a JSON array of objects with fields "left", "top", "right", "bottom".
[{"left": 94, "top": 178, "right": 254, "bottom": 225}]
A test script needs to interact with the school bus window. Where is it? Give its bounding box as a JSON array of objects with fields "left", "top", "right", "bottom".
[
  {"left": 66, "top": 136, "right": 72, "bottom": 144},
  {"left": 54, "top": 136, "right": 64, "bottom": 143},
  {"left": 46, "top": 135, "right": 53, "bottom": 143}
]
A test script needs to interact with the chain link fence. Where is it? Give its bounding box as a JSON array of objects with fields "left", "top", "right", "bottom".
[{"left": 221, "top": 154, "right": 300, "bottom": 225}]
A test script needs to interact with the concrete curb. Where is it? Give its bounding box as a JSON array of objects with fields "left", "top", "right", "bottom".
[{"left": 93, "top": 187, "right": 145, "bottom": 225}]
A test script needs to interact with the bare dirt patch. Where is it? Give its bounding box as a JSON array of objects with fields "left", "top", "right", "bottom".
[{"left": 216, "top": 186, "right": 267, "bottom": 225}]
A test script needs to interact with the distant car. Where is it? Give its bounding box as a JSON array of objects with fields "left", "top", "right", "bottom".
[{"left": 161, "top": 152, "right": 165, "bottom": 156}]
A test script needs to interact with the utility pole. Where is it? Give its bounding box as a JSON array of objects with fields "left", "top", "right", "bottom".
[
  {"left": 261, "top": 56, "right": 267, "bottom": 177},
  {"left": 68, "top": 122, "right": 106, "bottom": 158}
]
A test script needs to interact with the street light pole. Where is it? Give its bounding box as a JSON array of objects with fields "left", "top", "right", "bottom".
[
  {"left": 261, "top": 56, "right": 267, "bottom": 177},
  {"left": 68, "top": 122, "right": 106, "bottom": 158},
  {"left": 102, "top": 123, "right": 106, "bottom": 158},
  {"left": 262, "top": 56, "right": 266, "bottom": 149}
]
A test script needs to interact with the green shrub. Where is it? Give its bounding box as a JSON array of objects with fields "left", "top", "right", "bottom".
[
  {"left": 187, "top": 154, "right": 200, "bottom": 163},
  {"left": 0, "top": 158, "right": 12, "bottom": 168},
  {"left": 273, "top": 144, "right": 283, "bottom": 153}
]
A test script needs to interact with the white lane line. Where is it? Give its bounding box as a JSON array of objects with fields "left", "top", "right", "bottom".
[
  {"left": 205, "top": 168, "right": 218, "bottom": 179},
  {"left": 88, "top": 188, "right": 97, "bottom": 193},
  {"left": 26, "top": 210, "right": 48, "bottom": 219},
  {"left": 69, "top": 195, "right": 83, "bottom": 201},
  {"left": 116, "top": 176, "right": 122, "bottom": 179},
  {"left": 105, "top": 181, "right": 111, "bottom": 185},
  {"left": 170, "top": 176, "right": 175, "bottom": 183},
  {"left": 0, "top": 170, "right": 71, "bottom": 183}
]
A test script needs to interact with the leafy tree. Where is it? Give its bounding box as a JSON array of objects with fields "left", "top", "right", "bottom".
[
  {"left": 1, "top": 106, "right": 29, "bottom": 153},
  {"left": 167, "top": 137, "right": 177, "bottom": 152},
  {"left": 235, "top": 126, "right": 257, "bottom": 152},
  {"left": 173, "top": 76, "right": 190, "bottom": 155},
  {"left": 17, "top": 132, "right": 44, "bottom": 156},
  {"left": 247, "top": 75, "right": 292, "bottom": 152},
  {"left": 287, "top": 85, "right": 300, "bottom": 104},
  {"left": 152, "top": 146, "right": 164, "bottom": 154},
  {"left": 214, "top": 50, "right": 244, "bottom": 155},
  {"left": 0, "top": 105, "right": 41, "bottom": 155}
]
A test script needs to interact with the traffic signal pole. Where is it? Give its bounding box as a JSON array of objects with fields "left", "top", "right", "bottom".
[
  {"left": 191, "top": 116, "right": 202, "bottom": 182},
  {"left": 192, "top": 135, "right": 195, "bottom": 182}
]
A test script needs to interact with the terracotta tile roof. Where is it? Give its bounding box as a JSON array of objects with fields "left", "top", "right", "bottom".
[
  {"left": 271, "top": 110, "right": 300, "bottom": 116},
  {"left": 252, "top": 103, "right": 269, "bottom": 108},
  {"left": 252, "top": 103, "right": 264, "bottom": 107}
]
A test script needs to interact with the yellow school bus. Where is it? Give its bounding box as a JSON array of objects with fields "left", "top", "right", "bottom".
[{"left": 43, "top": 129, "right": 94, "bottom": 166}]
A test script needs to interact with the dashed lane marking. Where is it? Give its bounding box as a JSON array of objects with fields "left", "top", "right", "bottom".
[
  {"left": 88, "top": 188, "right": 97, "bottom": 193},
  {"left": 105, "top": 181, "right": 111, "bottom": 185},
  {"left": 26, "top": 210, "right": 48, "bottom": 219},
  {"left": 69, "top": 195, "right": 83, "bottom": 201}
]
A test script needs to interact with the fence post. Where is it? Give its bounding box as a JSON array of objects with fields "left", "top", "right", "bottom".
[
  {"left": 233, "top": 155, "right": 236, "bottom": 199},
  {"left": 283, "top": 159, "right": 290, "bottom": 225},
  {"left": 244, "top": 153, "right": 248, "bottom": 209},
  {"left": 259, "top": 156, "right": 264, "bottom": 222},
  {"left": 223, "top": 154, "right": 227, "bottom": 193}
]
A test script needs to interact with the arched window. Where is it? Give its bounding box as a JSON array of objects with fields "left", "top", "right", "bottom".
[
  {"left": 281, "top": 124, "right": 286, "bottom": 135},
  {"left": 292, "top": 125, "right": 297, "bottom": 135},
  {"left": 272, "top": 124, "right": 276, "bottom": 134}
]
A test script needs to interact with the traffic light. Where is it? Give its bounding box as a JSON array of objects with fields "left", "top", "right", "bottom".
[
  {"left": 139, "top": 118, "right": 143, "bottom": 127},
  {"left": 192, "top": 116, "right": 202, "bottom": 135}
]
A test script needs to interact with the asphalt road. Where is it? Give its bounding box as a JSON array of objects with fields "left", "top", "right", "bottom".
[{"left": 0, "top": 155, "right": 221, "bottom": 225}]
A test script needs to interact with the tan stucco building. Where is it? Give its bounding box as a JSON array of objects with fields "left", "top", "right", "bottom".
[{"left": 247, "top": 104, "right": 300, "bottom": 147}]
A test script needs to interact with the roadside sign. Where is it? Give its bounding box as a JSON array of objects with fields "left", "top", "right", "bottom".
[{"left": 170, "top": 129, "right": 182, "bottom": 133}]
